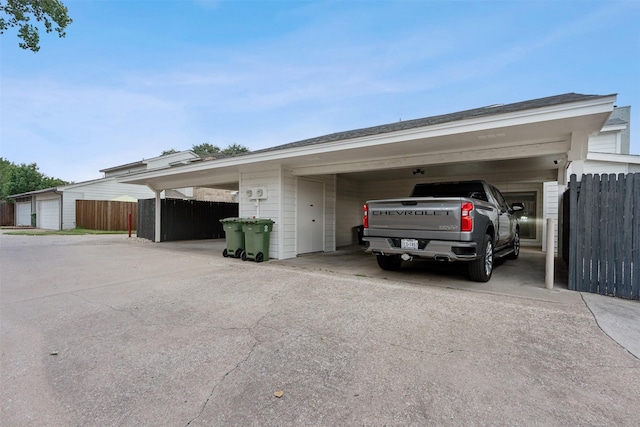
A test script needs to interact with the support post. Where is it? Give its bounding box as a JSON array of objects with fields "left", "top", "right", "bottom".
[
  {"left": 128, "top": 213, "right": 132, "bottom": 238},
  {"left": 545, "top": 218, "right": 555, "bottom": 289},
  {"left": 155, "top": 190, "right": 161, "bottom": 243}
]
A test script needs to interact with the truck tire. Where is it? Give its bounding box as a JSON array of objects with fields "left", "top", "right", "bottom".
[
  {"left": 469, "top": 234, "right": 493, "bottom": 282},
  {"left": 506, "top": 228, "right": 520, "bottom": 260},
  {"left": 376, "top": 254, "right": 402, "bottom": 271}
]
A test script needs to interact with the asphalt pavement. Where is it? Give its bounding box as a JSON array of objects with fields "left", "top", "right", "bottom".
[{"left": 1, "top": 233, "right": 638, "bottom": 426}]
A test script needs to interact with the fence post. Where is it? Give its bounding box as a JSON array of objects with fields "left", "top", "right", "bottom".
[{"left": 545, "top": 218, "right": 555, "bottom": 290}]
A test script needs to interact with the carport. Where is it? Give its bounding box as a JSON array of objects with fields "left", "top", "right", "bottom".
[{"left": 119, "top": 93, "right": 616, "bottom": 266}]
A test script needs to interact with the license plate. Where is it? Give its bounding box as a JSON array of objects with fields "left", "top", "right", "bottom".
[{"left": 401, "top": 239, "right": 419, "bottom": 250}]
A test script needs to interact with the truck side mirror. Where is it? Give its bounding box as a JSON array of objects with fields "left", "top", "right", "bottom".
[{"left": 511, "top": 202, "right": 525, "bottom": 212}]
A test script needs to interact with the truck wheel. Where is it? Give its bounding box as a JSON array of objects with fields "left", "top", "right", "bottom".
[
  {"left": 469, "top": 234, "right": 493, "bottom": 282},
  {"left": 376, "top": 255, "right": 402, "bottom": 271},
  {"left": 507, "top": 229, "right": 520, "bottom": 260}
]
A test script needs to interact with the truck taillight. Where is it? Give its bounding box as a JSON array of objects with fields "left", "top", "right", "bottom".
[
  {"left": 461, "top": 202, "right": 473, "bottom": 232},
  {"left": 363, "top": 204, "right": 369, "bottom": 229}
]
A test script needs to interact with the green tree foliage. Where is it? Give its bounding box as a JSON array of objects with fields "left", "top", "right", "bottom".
[
  {"left": 221, "top": 143, "right": 249, "bottom": 156},
  {"left": 0, "top": 0, "right": 72, "bottom": 52},
  {"left": 191, "top": 143, "right": 221, "bottom": 156},
  {"left": 164, "top": 143, "right": 250, "bottom": 157},
  {"left": 191, "top": 142, "right": 250, "bottom": 156},
  {"left": 0, "top": 158, "right": 68, "bottom": 200}
]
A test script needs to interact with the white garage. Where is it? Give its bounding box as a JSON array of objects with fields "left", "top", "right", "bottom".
[
  {"left": 37, "top": 198, "right": 61, "bottom": 230},
  {"left": 15, "top": 202, "right": 32, "bottom": 226}
]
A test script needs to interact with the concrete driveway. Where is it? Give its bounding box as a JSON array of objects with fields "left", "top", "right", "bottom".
[{"left": 1, "top": 234, "right": 639, "bottom": 426}]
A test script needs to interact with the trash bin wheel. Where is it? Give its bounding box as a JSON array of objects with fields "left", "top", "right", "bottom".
[
  {"left": 223, "top": 248, "right": 229, "bottom": 257},
  {"left": 241, "top": 250, "right": 247, "bottom": 261},
  {"left": 234, "top": 248, "right": 243, "bottom": 258},
  {"left": 255, "top": 252, "right": 264, "bottom": 263}
]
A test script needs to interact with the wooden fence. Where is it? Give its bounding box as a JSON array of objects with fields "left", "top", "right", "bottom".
[
  {"left": 138, "top": 198, "right": 238, "bottom": 241},
  {"left": 76, "top": 200, "right": 137, "bottom": 231},
  {"left": 567, "top": 173, "right": 639, "bottom": 299},
  {"left": 0, "top": 202, "right": 15, "bottom": 226}
]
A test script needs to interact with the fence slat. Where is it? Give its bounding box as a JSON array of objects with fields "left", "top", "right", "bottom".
[
  {"left": 568, "top": 175, "right": 579, "bottom": 291},
  {"left": 633, "top": 174, "right": 640, "bottom": 299}
]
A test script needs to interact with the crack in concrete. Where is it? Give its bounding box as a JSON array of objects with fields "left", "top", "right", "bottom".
[{"left": 185, "top": 284, "right": 288, "bottom": 426}]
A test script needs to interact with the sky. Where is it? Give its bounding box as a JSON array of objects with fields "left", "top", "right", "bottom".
[{"left": 1, "top": 0, "right": 639, "bottom": 183}]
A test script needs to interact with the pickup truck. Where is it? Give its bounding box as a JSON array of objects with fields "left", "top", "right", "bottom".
[{"left": 362, "top": 180, "right": 524, "bottom": 282}]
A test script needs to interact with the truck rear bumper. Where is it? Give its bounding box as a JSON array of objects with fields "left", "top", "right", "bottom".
[{"left": 363, "top": 237, "right": 479, "bottom": 261}]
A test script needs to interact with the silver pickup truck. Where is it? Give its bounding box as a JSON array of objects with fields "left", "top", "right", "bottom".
[{"left": 362, "top": 180, "right": 524, "bottom": 282}]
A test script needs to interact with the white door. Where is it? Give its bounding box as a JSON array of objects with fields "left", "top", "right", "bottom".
[
  {"left": 297, "top": 180, "right": 324, "bottom": 254},
  {"left": 38, "top": 199, "right": 60, "bottom": 230},
  {"left": 16, "top": 202, "right": 31, "bottom": 226}
]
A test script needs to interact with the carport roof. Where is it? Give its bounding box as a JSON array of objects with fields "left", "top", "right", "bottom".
[
  {"left": 118, "top": 92, "right": 617, "bottom": 190},
  {"left": 255, "top": 93, "right": 614, "bottom": 152}
]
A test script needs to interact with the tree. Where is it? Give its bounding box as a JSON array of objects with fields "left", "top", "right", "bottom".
[
  {"left": 0, "top": 159, "right": 68, "bottom": 200},
  {"left": 191, "top": 142, "right": 250, "bottom": 156},
  {"left": 160, "top": 143, "right": 251, "bottom": 158},
  {"left": 191, "top": 143, "right": 221, "bottom": 156},
  {"left": 0, "top": 0, "right": 72, "bottom": 52},
  {"left": 221, "top": 143, "right": 249, "bottom": 156}
]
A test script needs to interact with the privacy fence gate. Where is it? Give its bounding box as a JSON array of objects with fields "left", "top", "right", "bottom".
[
  {"left": 138, "top": 198, "right": 238, "bottom": 242},
  {"left": 566, "top": 173, "right": 639, "bottom": 299}
]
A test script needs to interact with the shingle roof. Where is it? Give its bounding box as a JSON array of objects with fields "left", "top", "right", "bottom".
[
  {"left": 254, "top": 93, "right": 614, "bottom": 154},
  {"left": 604, "top": 117, "right": 627, "bottom": 127}
]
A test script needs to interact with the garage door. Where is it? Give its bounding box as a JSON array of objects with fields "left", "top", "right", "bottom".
[
  {"left": 38, "top": 199, "right": 60, "bottom": 230},
  {"left": 16, "top": 202, "right": 31, "bottom": 226}
]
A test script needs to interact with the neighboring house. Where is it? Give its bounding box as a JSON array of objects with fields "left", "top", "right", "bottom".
[
  {"left": 119, "top": 93, "right": 628, "bottom": 263},
  {"left": 9, "top": 151, "right": 201, "bottom": 230}
]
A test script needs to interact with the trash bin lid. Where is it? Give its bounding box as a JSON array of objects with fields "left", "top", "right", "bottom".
[
  {"left": 239, "top": 218, "right": 274, "bottom": 225},
  {"left": 220, "top": 217, "right": 240, "bottom": 223}
]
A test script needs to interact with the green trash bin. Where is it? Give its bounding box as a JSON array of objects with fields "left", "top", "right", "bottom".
[
  {"left": 220, "top": 217, "right": 245, "bottom": 258},
  {"left": 239, "top": 218, "right": 274, "bottom": 263}
]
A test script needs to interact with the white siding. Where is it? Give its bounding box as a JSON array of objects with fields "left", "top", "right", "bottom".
[
  {"left": 588, "top": 132, "right": 619, "bottom": 154},
  {"left": 62, "top": 191, "right": 84, "bottom": 230},
  {"left": 240, "top": 168, "right": 281, "bottom": 260},
  {"left": 542, "top": 182, "right": 559, "bottom": 255},
  {"left": 145, "top": 152, "right": 198, "bottom": 170},
  {"left": 281, "top": 169, "right": 297, "bottom": 259},
  {"left": 582, "top": 161, "right": 630, "bottom": 175}
]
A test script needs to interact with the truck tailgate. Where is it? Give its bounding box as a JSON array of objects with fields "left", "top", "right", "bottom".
[{"left": 367, "top": 197, "right": 463, "bottom": 232}]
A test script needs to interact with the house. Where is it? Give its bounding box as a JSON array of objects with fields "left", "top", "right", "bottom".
[
  {"left": 119, "top": 93, "right": 635, "bottom": 262},
  {"left": 9, "top": 151, "right": 200, "bottom": 230}
]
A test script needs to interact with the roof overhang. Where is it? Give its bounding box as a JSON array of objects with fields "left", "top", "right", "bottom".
[{"left": 118, "top": 94, "right": 616, "bottom": 190}]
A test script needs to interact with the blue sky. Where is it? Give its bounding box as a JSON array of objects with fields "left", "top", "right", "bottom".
[{"left": 1, "top": 0, "right": 639, "bottom": 183}]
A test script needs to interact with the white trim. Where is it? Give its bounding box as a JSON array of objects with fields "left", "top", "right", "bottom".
[{"left": 586, "top": 152, "right": 640, "bottom": 164}]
